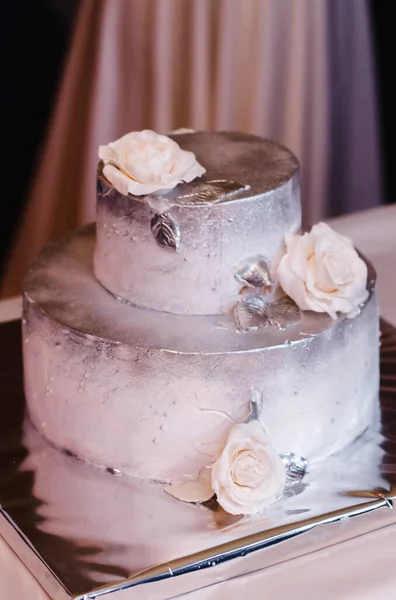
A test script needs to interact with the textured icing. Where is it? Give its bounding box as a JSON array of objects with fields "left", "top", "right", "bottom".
[
  {"left": 23, "top": 227, "right": 380, "bottom": 482},
  {"left": 94, "top": 132, "right": 301, "bottom": 315}
]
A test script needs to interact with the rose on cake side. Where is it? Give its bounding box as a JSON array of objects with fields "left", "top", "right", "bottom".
[
  {"left": 99, "top": 129, "right": 206, "bottom": 196},
  {"left": 211, "top": 421, "right": 286, "bottom": 515},
  {"left": 277, "top": 222, "right": 368, "bottom": 319},
  {"left": 165, "top": 406, "right": 287, "bottom": 516}
]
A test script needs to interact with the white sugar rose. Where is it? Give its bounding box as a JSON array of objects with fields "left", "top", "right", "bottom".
[
  {"left": 277, "top": 222, "right": 368, "bottom": 319},
  {"left": 211, "top": 421, "right": 285, "bottom": 516},
  {"left": 99, "top": 129, "right": 206, "bottom": 196}
]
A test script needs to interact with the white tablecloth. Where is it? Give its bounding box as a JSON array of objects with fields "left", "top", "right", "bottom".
[{"left": 1, "top": 205, "right": 395, "bottom": 599}]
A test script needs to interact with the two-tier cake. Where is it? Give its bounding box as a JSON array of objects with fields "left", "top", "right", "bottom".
[{"left": 22, "top": 130, "right": 379, "bottom": 516}]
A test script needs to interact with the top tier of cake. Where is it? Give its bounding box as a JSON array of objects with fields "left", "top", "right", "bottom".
[{"left": 94, "top": 131, "right": 301, "bottom": 315}]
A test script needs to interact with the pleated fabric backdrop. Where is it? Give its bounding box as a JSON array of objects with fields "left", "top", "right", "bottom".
[{"left": 0, "top": 0, "right": 381, "bottom": 297}]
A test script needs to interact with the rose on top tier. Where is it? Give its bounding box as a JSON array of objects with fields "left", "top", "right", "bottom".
[
  {"left": 277, "top": 222, "right": 368, "bottom": 319},
  {"left": 99, "top": 129, "right": 206, "bottom": 196}
]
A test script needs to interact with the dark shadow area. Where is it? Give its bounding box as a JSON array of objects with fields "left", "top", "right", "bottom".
[
  {"left": 0, "top": 1, "right": 79, "bottom": 280},
  {"left": 370, "top": 0, "right": 396, "bottom": 205}
]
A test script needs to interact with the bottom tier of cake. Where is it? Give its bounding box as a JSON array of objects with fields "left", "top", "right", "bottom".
[{"left": 22, "top": 225, "right": 380, "bottom": 482}]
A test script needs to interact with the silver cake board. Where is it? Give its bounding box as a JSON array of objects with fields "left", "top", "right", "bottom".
[{"left": 0, "top": 319, "right": 395, "bottom": 600}]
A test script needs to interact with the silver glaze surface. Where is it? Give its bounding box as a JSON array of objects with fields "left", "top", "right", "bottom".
[
  {"left": 23, "top": 225, "right": 376, "bottom": 354},
  {"left": 94, "top": 132, "right": 302, "bottom": 315},
  {"left": 22, "top": 227, "right": 379, "bottom": 482}
]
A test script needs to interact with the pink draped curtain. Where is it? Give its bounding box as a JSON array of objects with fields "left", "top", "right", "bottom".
[{"left": 0, "top": 0, "right": 381, "bottom": 298}]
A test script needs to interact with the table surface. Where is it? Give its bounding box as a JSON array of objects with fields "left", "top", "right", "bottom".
[{"left": 1, "top": 205, "right": 395, "bottom": 599}]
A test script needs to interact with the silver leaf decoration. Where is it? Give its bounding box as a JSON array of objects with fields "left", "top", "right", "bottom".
[
  {"left": 234, "top": 294, "right": 301, "bottom": 332},
  {"left": 281, "top": 452, "right": 308, "bottom": 488},
  {"left": 151, "top": 212, "right": 181, "bottom": 252},
  {"left": 176, "top": 180, "right": 250, "bottom": 205},
  {"left": 266, "top": 296, "right": 302, "bottom": 329},
  {"left": 244, "top": 389, "right": 263, "bottom": 423},
  {"left": 235, "top": 256, "right": 274, "bottom": 291},
  {"left": 234, "top": 295, "right": 269, "bottom": 332}
]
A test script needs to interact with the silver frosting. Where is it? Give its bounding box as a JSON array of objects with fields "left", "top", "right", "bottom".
[
  {"left": 22, "top": 226, "right": 379, "bottom": 482},
  {"left": 94, "top": 132, "right": 302, "bottom": 315}
]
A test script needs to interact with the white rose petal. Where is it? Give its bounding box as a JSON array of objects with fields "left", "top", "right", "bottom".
[
  {"left": 99, "top": 129, "right": 206, "bottom": 196},
  {"left": 211, "top": 421, "right": 286, "bottom": 516},
  {"left": 164, "top": 468, "right": 214, "bottom": 503},
  {"left": 180, "top": 159, "right": 206, "bottom": 183},
  {"left": 102, "top": 164, "right": 130, "bottom": 197},
  {"left": 277, "top": 222, "right": 368, "bottom": 319},
  {"left": 164, "top": 478, "right": 214, "bottom": 503},
  {"left": 98, "top": 145, "right": 118, "bottom": 163}
]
